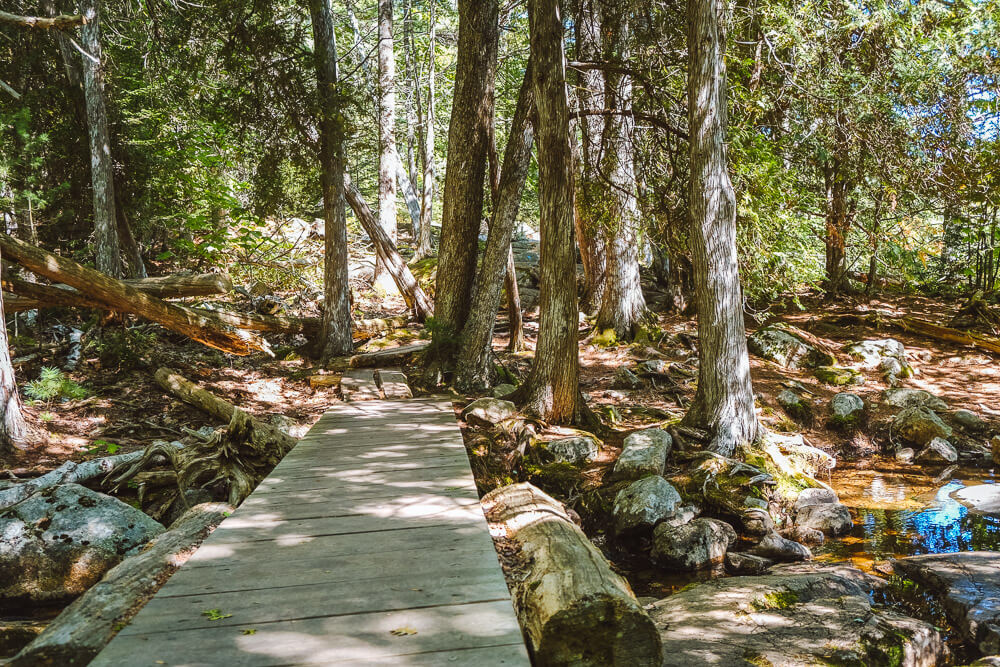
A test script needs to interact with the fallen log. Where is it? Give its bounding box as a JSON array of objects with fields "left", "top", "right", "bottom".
[
  {"left": 205, "top": 309, "right": 408, "bottom": 341},
  {"left": 9, "top": 502, "right": 233, "bottom": 667},
  {"left": 481, "top": 483, "right": 661, "bottom": 666},
  {"left": 898, "top": 316, "right": 1000, "bottom": 355},
  {"left": 3, "top": 273, "right": 232, "bottom": 312},
  {"left": 0, "top": 10, "right": 85, "bottom": 30},
  {"left": 349, "top": 341, "right": 430, "bottom": 368},
  {"left": 0, "top": 234, "right": 269, "bottom": 356},
  {"left": 344, "top": 175, "right": 434, "bottom": 321},
  {"left": 153, "top": 367, "right": 296, "bottom": 452}
]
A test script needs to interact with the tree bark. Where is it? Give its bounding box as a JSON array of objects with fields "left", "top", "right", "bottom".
[
  {"left": 0, "top": 247, "right": 25, "bottom": 454},
  {"left": 375, "top": 0, "right": 399, "bottom": 291},
  {"left": 79, "top": 0, "right": 122, "bottom": 279},
  {"left": 415, "top": 0, "right": 436, "bottom": 261},
  {"left": 114, "top": 192, "right": 147, "bottom": 279},
  {"left": 344, "top": 175, "right": 434, "bottom": 320},
  {"left": 309, "top": 0, "right": 354, "bottom": 361},
  {"left": 481, "top": 483, "right": 661, "bottom": 666},
  {"left": 592, "top": 2, "right": 646, "bottom": 340},
  {"left": 432, "top": 0, "right": 499, "bottom": 342},
  {"left": 455, "top": 65, "right": 535, "bottom": 392},
  {"left": 683, "top": 0, "right": 758, "bottom": 455},
  {"left": 519, "top": 0, "right": 580, "bottom": 423},
  {"left": 9, "top": 503, "right": 233, "bottom": 667},
  {"left": 0, "top": 234, "right": 270, "bottom": 356}
]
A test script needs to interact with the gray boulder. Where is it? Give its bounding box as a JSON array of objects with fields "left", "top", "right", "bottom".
[
  {"left": 491, "top": 383, "right": 516, "bottom": 399},
  {"left": 647, "top": 564, "right": 946, "bottom": 667},
  {"left": 777, "top": 389, "right": 813, "bottom": 423},
  {"left": 884, "top": 388, "right": 948, "bottom": 412},
  {"left": 830, "top": 392, "right": 865, "bottom": 427},
  {"left": 462, "top": 397, "right": 516, "bottom": 426},
  {"left": 652, "top": 518, "right": 736, "bottom": 571},
  {"left": 0, "top": 484, "right": 164, "bottom": 603},
  {"left": 748, "top": 531, "right": 812, "bottom": 562},
  {"left": 896, "top": 447, "right": 916, "bottom": 464},
  {"left": 781, "top": 525, "right": 825, "bottom": 546},
  {"left": 843, "top": 338, "right": 907, "bottom": 368},
  {"left": 539, "top": 435, "right": 600, "bottom": 465},
  {"left": 748, "top": 326, "right": 835, "bottom": 369},
  {"left": 612, "top": 428, "right": 672, "bottom": 480},
  {"left": 724, "top": 552, "right": 773, "bottom": 575},
  {"left": 795, "top": 503, "right": 853, "bottom": 536},
  {"left": 893, "top": 406, "right": 953, "bottom": 446},
  {"left": 915, "top": 437, "right": 959, "bottom": 464},
  {"left": 954, "top": 409, "right": 987, "bottom": 432},
  {"left": 952, "top": 485, "right": 1000, "bottom": 516},
  {"left": 741, "top": 508, "right": 774, "bottom": 538},
  {"left": 794, "top": 487, "right": 839, "bottom": 510},
  {"left": 612, "top": 476, "right": 683, "bottom": 536}
]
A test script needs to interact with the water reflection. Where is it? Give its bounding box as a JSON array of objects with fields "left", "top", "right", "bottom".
[{"left": 817, "top": 465, "right": 1000, "bottom": 571}]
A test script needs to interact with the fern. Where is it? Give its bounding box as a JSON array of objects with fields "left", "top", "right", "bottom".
[{"left": 25, "top": 367, "right": 89, "bottom": 402}]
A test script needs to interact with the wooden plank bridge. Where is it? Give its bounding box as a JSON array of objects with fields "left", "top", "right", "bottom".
[{"left": 93, "top": 398, "right": 529, "bottom": 666}]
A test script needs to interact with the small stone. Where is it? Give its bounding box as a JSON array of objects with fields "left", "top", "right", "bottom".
[
  {"left": 657, "top": 505, "right": 700, "bottom": 530},
  {"left": 612, "top": 476, "right": 683, "bottom": 537},
  {"left": 777, "top": 390, "right": 813, "bottom": 423},
  {"left": 741, "top": 508, "right": 774, "bottom": 538},
  {"left": 793, "top": 488, "right": 839, "bottom": 510},
  {"left": 652, "top": 518, "right": 737, "bottom": 571},
  {"left": 954, "top": 409, "right": 986, "bottom": 432},
  {"left": 893, "top": 406, "right": 953, "bottom": 446},
  {"left": 744, "top": 497, "right": 769, "bottom": 511},
  {"left": 637, "top": 359, "right": 671, "bottom": 376},
  {"left": 491, "top": 383, "right": 516, "bottom": 399},
  {"left": 884, "top": 388, "right": 948, "bottom": 412},
  {"left": 612, "top": 428, "right": 672, "bottom": 480},
  {"left": 748, "top": 531, "right": 812, "bottom": 562},
  {"left": 915, "top": 437, "right": 959, "bottom": 464},
  {"left": 814, "top": 366, "right": 864, "bottom": 386},
  {"left": 896, "top": 447, "right": 916, "bottom": 464},
  {"left": 992, "top": 436, "right": 1000, "bottom": 464},
  {"left": 461, "top": 398, "right": 516, "bottom": 426},
  {"left": 612, "top": 367, "right": 642, "bottom": 390},
  {"left": 725, "top": 552, "right": 773, "bottom": 575},
  {"left": 795, "top": 503, "right": 853, "bottom": 536},
  {"left": 781, "top": 525, "right": 825, "bottom": 546},
  {"left": 539, "top": 435, "right": 600, "bottom": 465},
  {"left": 829, "top": 393, "right": 864, "bottom": 427}
]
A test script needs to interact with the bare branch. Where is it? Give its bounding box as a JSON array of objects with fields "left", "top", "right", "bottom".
[
  {"left": 0, "top": 79, "right": 20, "bottom": 99},
  {"left": 571, "top": 108, "right": 689, "bottom": 140},
  {"left": 0, "top": 10, "right": 85, "bottom": 30}
]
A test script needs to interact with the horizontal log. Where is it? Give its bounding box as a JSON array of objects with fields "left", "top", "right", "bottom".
[
  {"left": 3, "top": 273, "right": 232, "bottom": 312},
  {"left": 349, "top": 341, "right": 430, "bottom": 368},
  {"left": 481, "top": 483, "right": 661, "bottom": 666},
  {"left": 0, "top": 10, "right": 85, "bottom": 30},
  {"left": 0, "top": 234, "right": 269, "bottom": 356},
  {"left": 9, "top": 502, "right": 234, "bottom": 666}
]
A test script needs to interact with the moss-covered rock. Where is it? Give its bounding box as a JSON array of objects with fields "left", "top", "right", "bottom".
[
  {"left": 748, "top": 324, "right": 836, "bottom": 369},
  {"left": 814, "top": 365, "right": 864, "bottom": 386}
]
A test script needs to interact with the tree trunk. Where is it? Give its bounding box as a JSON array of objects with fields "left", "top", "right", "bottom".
[
  {"left": 505, "top": 245, "right": 525, "bottom": 351},
  {"left": 415, "top": 0, "right": 436, "bottom": 261},
  {"left": 403, "top": 0, "right": 419, "bottom": 190},
  {"left": 114, "top": 190, "right": 147, "bottom": 279},
  {"left": 682, "top": 0, "right": 758, "bottom": 456},
  {"left": 80, "top": 0, "right": 122, "bottom": 279},
  {"left": 9, "top": 503, "right": 233, "bottom": 667},
  {"left": 0, "top": 234, "right": 271, "bottom": 356},
  {"left": 572, "top": 0, "right": 606, "bottom": 314},
  {"left": 432, "top": 0, "right": 499, "bottom": 344},
  {"left": 344, "top": 175, "right": 434, "bottom": 320},
  {"left": 0, "top": 247, "right": 25, "bottom": 453},
  {"left": 375, "top": 0, "right": 399, "bottom": 291},
  {"left": 519, "top": 0, "right": 580, "bottom": 423},
  {"left": 481, "top": 483, "right": 662, "bottom": 666},
  {"left": 309, "top": 0, "right": 354, "bottom": 361},
  {"left": 455, "top": 65, "right": 535, "bottom": 392}
]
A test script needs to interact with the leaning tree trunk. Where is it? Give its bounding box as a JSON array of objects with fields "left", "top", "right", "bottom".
[
  {"left": 455, "top": 64, "right": 535, "bottom": 392},
  {"left": 375, "top": 0, "right": 399, "bottom": 293},
  {"left": 432, "top": 0, "right": 499, "bottom": 346},
  {"left": 414, "top": 0, "right": 436, "bottom": 261},
  {"left": 519, "top": 0, "right": 580, "bottom": 424},
  {"left": 80, "top": 0, "right": 122, "bottom": 279},
  {"left": 0, "top": 248, "right": 26, "bottom": 453},
  {"left": 309, "top": 0, "right": 354, "bottom": 360},
  {"left": 572, "top": 0, "right": 607, "bottom": 314},
  {"left": 592, "top": 3, "right": 646, "bottom": 341},
  {"left": 683, "top": 0, "right": 758, "bottom": 455}
]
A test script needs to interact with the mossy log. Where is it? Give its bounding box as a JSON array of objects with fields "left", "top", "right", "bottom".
[
  {"left": 9, "top": 502, "right": 233, "bottom": 666},
  {"left": 481, "top": 482, "right": 661, "bottom": 666}
]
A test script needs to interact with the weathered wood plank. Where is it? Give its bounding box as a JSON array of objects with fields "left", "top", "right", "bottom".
[
  {"left": 340, "top": 368, "right": 381, "bottom": 401},
  {"left": 376, "top": 368, "right": 413, "bottom": 398}
]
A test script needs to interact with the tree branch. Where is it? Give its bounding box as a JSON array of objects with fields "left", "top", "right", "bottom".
[
  {"left": 0, "top": 10, "right": 85, "bottom": 30},
  {"left": 571, "top": 108, "right": 689, "bottom": 140}
]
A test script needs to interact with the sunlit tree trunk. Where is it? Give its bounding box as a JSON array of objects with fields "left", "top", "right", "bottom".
[
  {"left": 519, "top": 0, "right": 579, "bottom": 423},
  {"left": 455, "top": 64, "right": 535, "bottom": 392},
  {"left": 593, "top": 2, "right": 646, "bottom": 340},
  {"left": 309, "top": 0, "right": 354, "bottom": 360},
  {"left": 403, "top": 0, "right": 418, "bottom": 190},
  {"left": 683, "top": 0, "right": 757, "bottom": 456},
  {"left": 414, "top": 0, "right": 436, "bottom": 261},
  {"left": 0, "top": 248, "right": 26, "bottom": 453},
  {"left": 432, "top": 0, "right": 499, "bottom": 347},
  {"left": 80, "top": 0, "right": 121, "bottom": 278},
  {"left": 375, "top": 0, "right": 400, "bottom": 291}
]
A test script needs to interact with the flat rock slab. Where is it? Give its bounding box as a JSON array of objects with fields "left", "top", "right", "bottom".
[
  {"left": 895, "top": 551, "right": 1000, "bottom": 655},
  {"left": 646, "top": 563, "right": 945, "bottom": 666},
  {"left": 340, "top": 368, "right": 381, "bottom": 401},
  {"left": 376, "top": 369, "right": 412, "bottom": 399},
  {"left": 92, "top": 398, "right": 528, "bottom": 667},
  {"left": 952, "top": 484, "right": 1000, "bottom": 516}
]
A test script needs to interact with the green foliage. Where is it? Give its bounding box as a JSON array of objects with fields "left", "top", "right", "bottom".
[{"left": 24, "top": 367, "right": 88, "bottom": 403}]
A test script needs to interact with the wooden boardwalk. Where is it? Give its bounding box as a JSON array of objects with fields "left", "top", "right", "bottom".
[{"left": 93, "top": 398, "right": 529, "bottom": 666}]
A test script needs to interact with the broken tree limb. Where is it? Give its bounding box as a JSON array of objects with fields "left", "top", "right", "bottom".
[
  {"left": 344, "top": 175, "right": 434, "bottom": 321},
  {"left": 898, "top": 316, "right": 1000, "bottom": 355},
  {"left": 9, "top": 502, "right": 233, "bottom": 667},
  {"left": 481, "top": 483, "right": 662, "bottom": 666},
  {"left": 153, "top": 367, "right": 296, "bottom": 452},
  {"left": 0, "top": 10, "right": 85, "bottom": 30},
  {"left": 0, "top": 233, "right": 269, "bottom": 356},
  {"left": 349, "top": 341, "right": 430, "bottom": 368},
  {"left": 3, "top": 273, "right": 232, "bottom": 312},
  {"left": 202, "top": 309, "right": 408, "bottom": 342}
]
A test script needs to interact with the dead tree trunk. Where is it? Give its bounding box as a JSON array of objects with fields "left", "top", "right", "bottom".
[
  {"left": 455, "top": 65, "right": 535, "bottom": 392},
  {"left": 0, "top": 234, "right": 270, "bottom": 356},
  {"left": 375, "top": 0, "right": 399, "bottom": 292},
  {"left": 519, "top": 0, "right": 580, "bottom": 423},
  {"left": 9, "top": 503, "right": 233, "bottom": 667},
  {"left": 80, "top": 0, "right": 122, "bottom": 279},
  {"left": 309, "top": 0, "right": 354, "bottom": 360},
  {"left": 683, "top": 0, "right": 758, "bottom": 455},
  {"left": 344, "top": 176, "right": 434, "bottom": 321},
  {"left": 432, "top": 0, "right": 500, "bottom": 343},
  {"left": 0, "top": 249, "right": 26, "bottom": 453},
  {"left": 482, "top": 483, "right": 661, "bottom": 666}
]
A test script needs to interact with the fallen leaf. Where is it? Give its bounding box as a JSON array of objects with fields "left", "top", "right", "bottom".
[
  {"left": 242, "top": 628, "right": 257, "bottom": 635},
  {"left": 390, "top": 626, "right": 418, "bottom": 636}
]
